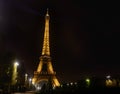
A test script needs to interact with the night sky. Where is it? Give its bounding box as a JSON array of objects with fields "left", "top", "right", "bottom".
[{"left": 0, "top": 0, "right": 119, "bottom": 82}]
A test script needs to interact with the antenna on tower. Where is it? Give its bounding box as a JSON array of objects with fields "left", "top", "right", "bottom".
[
  {"left": 46, "top": 8, "right": 49, "bottom": 16},
  {"left": 47, "top": 8, "right": 49, "bottom": 13}
]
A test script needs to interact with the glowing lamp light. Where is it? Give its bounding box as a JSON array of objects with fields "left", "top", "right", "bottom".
[
  {"left": 29, "top": 78, "right": 32, "bottom": 82},
  {"left": 85, "top": 78, "right": 90, "bottom": 87},
  {"left": 106, "top": 75, "right": 111, "bottom": 79},
  {"left": 70, "top": 82, "right": 73, "bottom": 85},
  {"left": 37, "top": 86, "right": 41, "bottom": 90},
  {"left": 15, "top": 62, "right": 19, "bottom": 66},
  {"left": 86, "top": 78, "right": 90, "bottom": 83},
  {"left": 12, "top": 61, "right": 19, "bottom": 85},
  {"left": 25, "top": 73, "right": 28, "bottom": 77}
]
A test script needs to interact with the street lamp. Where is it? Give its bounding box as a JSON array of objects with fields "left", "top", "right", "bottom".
[
  {"left": 12, "top": 61, "right": 19, "bottom": 85},
  {"left": 15, "top": 62, "right": 19, "bottom": 66},
  {"left": 85, "top": 78, "right": 90, "bottom": 87},
  {"left": 25, "top": 73, "right": 28, "bottom": 84},
  {"left": 29, "top": 78, "right": 32, "bottom": 82},
  {"left": 106, "top": 75, "right": 111, "bottom": 79},
  {"left": 29, "top": 78, "right": 32, "bottom": 84}
]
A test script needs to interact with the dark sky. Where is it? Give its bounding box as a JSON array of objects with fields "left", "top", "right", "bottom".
[{"left": 0, "top": 0, "right": 119, "bottom": 82}]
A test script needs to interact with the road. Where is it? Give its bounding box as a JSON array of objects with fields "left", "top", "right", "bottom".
[{"left": 12, "top": 91, "right": 35, "bottom": 94}]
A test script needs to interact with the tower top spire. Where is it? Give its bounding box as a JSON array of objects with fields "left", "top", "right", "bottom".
[{"left": 42, "top": 8, "right": 50, "bottom": 56}]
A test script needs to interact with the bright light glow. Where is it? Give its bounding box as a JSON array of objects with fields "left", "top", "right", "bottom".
[
  {"left": 15, "top": 62, "right": 19, "bottom": 66},
  {"left": 70, "top": 82, "right": 73, "bottom": 85},
  {"left": 32, "top": 78, "right": 36, "bottom": 85},
  {"left": 86, "top": 78, "right": 90, "bottom": 83},
  {"left": 106, "top": 79, "right": 113, "bottom": 86},
  {"left": 106, "top": 75, "right": 111, "bottom": 79},
  {"left": 85, "top": 78, "right": 90, "bottom": 87},
  {"left": 32, "top": 82, "right": 35, "bottom": 85},
  {"left": 29, "top": 78, "right": 32, "bottom": 82},
  {"left": 12, "top": 61, "right": 19, "bottom": 85},
  {"left": 37, "top": 86, "right": 41, "bottom": 90},
  {"left": 25, "top": 73, "right": 28, "bottom": 77}
]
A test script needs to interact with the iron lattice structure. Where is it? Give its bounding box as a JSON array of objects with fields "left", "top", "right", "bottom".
[{"left": 32, "top": 10, "right": 60, "bottom": 87}]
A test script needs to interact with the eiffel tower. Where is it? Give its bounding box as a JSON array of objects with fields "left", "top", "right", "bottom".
[{"left": 32, "top": 10, "right": 60, "bottom": 87}]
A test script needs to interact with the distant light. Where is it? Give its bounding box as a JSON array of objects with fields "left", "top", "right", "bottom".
[
  {"left": 14, "top": 62, "right": 19, "bottom": 66},
  {"left": 25, "top": 73, "right": 28, "bottom": 77},
  {"left": 29, "top": 78, "right": 32, "bottom": 82},
  {"left": 67, "top": 83, "right": 69, "bottom": 86},
  {"left": 70, "top": 82, "right": 73, "bottom": 85},
  {"left": 85, "top": 78, "right": 90, "bottom": 87},
  {"left": 32, "top": 82, "right": 35, "bottom": 85},
  {"left": 86, "top": 78, "right": 90, "bottom": 83},
  {"left": 32, "top": 78, "right": 35, "bottom": 85},
  {"left": 106, "top": 75, "right": 111, "bottom": 79},
  {"left": 74, "top": 82, "right": 77, "bottom": 85},
  {"left": 37, "top": 86, "right": 41, "bottom": 90}
]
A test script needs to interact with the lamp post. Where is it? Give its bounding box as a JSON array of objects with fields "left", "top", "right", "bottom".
[
  {"left": 85, "top": 78, "right": 90, "bottom": 87},
  {"left": 25, "top": 73, "right": 28, "bottom": 86},
  {"left": 29, "top": 78, "right": 32, "bottom": 88},
  {"left": 12, "top": 61, "right": 19, "bottom": 85}
]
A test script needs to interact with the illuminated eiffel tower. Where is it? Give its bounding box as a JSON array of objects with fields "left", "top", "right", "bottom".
[{"left": 32, "top": 10, "right": 60, "bottom": 87}]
